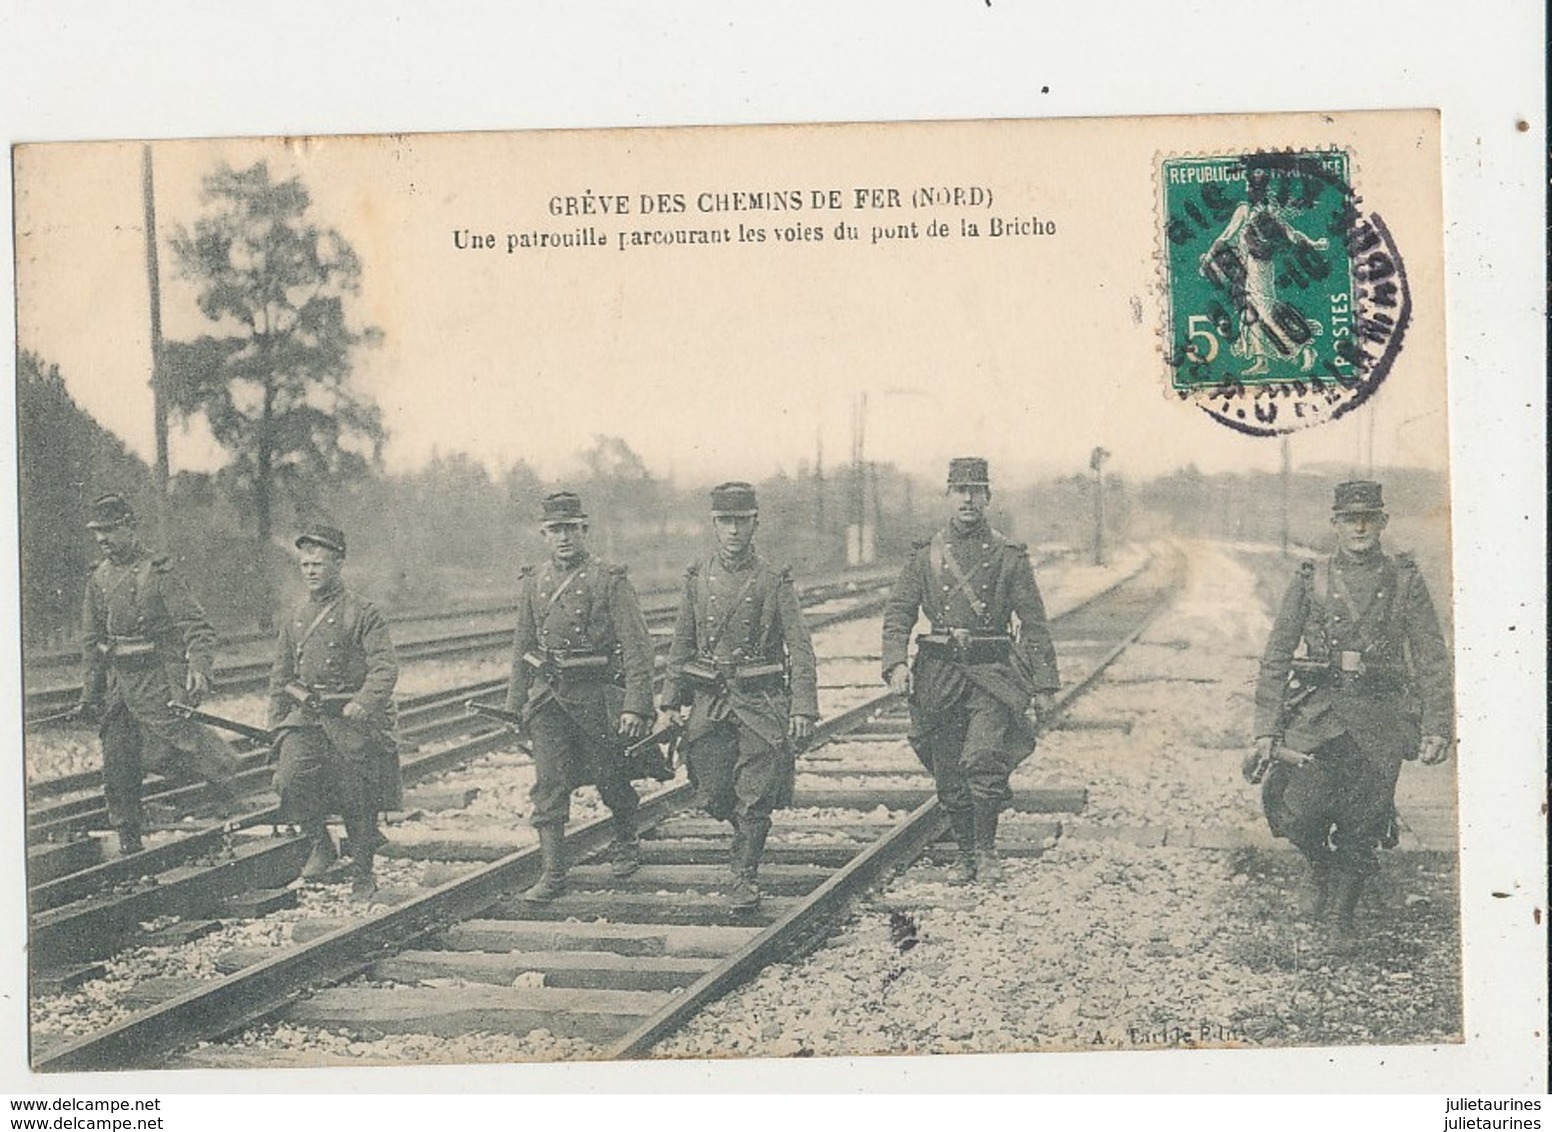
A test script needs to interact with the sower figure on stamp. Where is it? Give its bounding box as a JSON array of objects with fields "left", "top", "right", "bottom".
[
  {"left": 882, "top": 458, "right": 1060, "bottom": 885},
  {"left": 505, "top": 492, "right": 655, "bottom": 902},
  {"left": 1247, "top": 481, "right": 1452, "bottom": 940},
  {"left": 268, "top": 524, "right": 401, "bottom": 902},
  {"left": 77, "top": 493, "right": 241, "bottom": 857},
  {"left": 661, "top": 482, "right": 819, "bottom": 912}
]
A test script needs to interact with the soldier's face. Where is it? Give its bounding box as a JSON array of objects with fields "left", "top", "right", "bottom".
[
  {"left": 542, "top": 522, "right": 588, "bottom": 562},
  {"left": 91, "top": 524, "right": 136, "bottom": 561},
  {"left": 1332, "top": 511, "right": 1387, "bottom": 554},
  {"left": 947, "top": 485, "right": 990, "bottom": 524},
  {"left": 298, "top": 546, "right": 344, "bottom": 593},
  {"left": 713, "top": 514, "right": 757, "bottom": 557}
]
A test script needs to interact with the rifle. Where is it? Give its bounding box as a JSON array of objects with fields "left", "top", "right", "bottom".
[
  {"left": 465, "top": 700, "right": 531, "bottom": 744},
  {"left": 25, "top": 704, "right": 90, "bottom": 730},
  {"left": 168, "top": 701, "right": 277, "bottom": 745},
  {"left": 283, "top": 682, "right": 357, "bottom": 714},
  {"left": 622, "top": 717, "right": 683, "bottom": 782},
  {"left": 1246, "top": 669, "right": 1326, "bottom": 784}
]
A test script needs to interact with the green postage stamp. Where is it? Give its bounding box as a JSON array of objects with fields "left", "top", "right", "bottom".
[{"left": 1158, "top": 149, "right": 1408, "bottom": 436}]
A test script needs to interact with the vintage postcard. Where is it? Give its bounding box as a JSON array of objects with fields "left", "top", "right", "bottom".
[{"left": 1, "top": 109, "right": 1530, "bottom": 1090}]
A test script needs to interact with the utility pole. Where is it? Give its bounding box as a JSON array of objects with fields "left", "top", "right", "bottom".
[
  {"left": 1089, "top": 446, "right": 1110, "bottom": 566},
  {"left": 1279, "top": 434, "right": 1291, "bottom": 557},
  {"left": 141, "top": 145, "right": 171, "bottom": 547}
]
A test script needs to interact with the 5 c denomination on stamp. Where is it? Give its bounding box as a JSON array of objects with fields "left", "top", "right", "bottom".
[{"left": 1158, "top": 149, "right": 1410, "bottom": 436}]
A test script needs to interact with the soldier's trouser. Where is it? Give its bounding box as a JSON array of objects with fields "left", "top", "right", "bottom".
[
  {"left": 911, "top": 684, "right": 1018, "bottom": 819},
  {"left": 274, "top": 726, "right": 374, "bottom": 831},
  {"left": 685, "top": 720, "right": 793, "bottom": 825},
  {"left": 101, "top": 701, "right": 240, "bottom": 837},
  {"left": 527, "top": 704, "right": 639, "bottom": 830},
  {"left": 1264, "top": 735, "right": 1403, "bottom": 879}
]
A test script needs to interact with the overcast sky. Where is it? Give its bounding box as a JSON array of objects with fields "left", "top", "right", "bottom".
[{"left": 14, "top": 117, "right": 1448, "bottom": 491}]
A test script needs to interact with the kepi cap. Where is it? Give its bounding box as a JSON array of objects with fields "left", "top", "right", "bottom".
[
  {"left": 709, "top": 481, "right": 759, "bottom": 517},
  {"left": 947, "top": 457, "right": 990, "bottom": 487},
  {"left": 86, "top": 493, "right": 135, "bottom": 530},
  {"left": 296, "top": 523, "right": 348, "bottom": 555},
  {"left": 1332, "top": 481, "right": 1385, "bottom": 515},
  {"left": 540, "top": 491, "right": 588, "bottom": 526}
]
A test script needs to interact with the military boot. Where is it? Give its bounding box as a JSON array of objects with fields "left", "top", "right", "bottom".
[
  {"left": 117, "top": 828, "right": 144, "bottom": 857},
  {"left": 1333, "top": 872, "right": 1365, "bottom": 941},
  {"left": 972, "top": 799, "right": 1004, "bottom": 884},
  {"left": 729, "top": 818, "right": 769, "bottom": 912},
  {"left": 349, "top": 847, "right": 377, "bottom": 903},
  {"left": 727, "top": 819, "right": 747, "bottom": 879},
  {"left": 523, "top": 825, "right": 568, "bottom": 902},
  {"left": 1299, "top": 865, "right": 1333, "bottom": 920},
  {"left": 945, "top": 808, "right": 976, "bottom": 886},
  {"left": 299, "top": 823, "right": 338, "bottom": 882},
  {"left": 608, "top": 811, "right": 641, "bottom": 879}
]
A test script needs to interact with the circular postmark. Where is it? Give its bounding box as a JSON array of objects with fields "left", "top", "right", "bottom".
[{"left": 1157, "top": 149, "right": 1410, "bottom": 436}]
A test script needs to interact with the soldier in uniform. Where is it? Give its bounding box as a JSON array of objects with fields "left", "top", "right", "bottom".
[
  {"left": 77, "top": 493, "right": 242, "bottom": 856},
  {"left": 268, "top": 524, "right": 400, "bottom": 901},
  {"left": 661, "top": 482, "right": 819, "bottom": 911},
  {"left": 505, "top": 492, "right": 655, "bottom": 902},
  {"left": 1248, "top": 481, "right": 1452, "bottom": 938},
  {"left": 882, "top": 458, "right": 1060, "bottom": 884}
]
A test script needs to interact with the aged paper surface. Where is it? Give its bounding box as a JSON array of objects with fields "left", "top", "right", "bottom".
[{"left": 1, "top": 7, "right": 1544, "bottom": 1099}]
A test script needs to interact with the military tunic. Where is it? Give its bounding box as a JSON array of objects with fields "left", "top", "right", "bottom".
[
  {"left": 661, "top": 551, "right": 819, "bottom": 823},
  {"left": 81, "top": 543, "right": 239, "bottom": 838},
  {"left": 504, "top": 553, "right": 654, "bottom": 829},
  {"left": 268, "top": 581, "right": 401, "bottom": 822},
  {"left": 1253, "top": 549, "right": 1452, "bottom": 876},
  {"left": 881, "top": 521, "right": 1060, "bottom": 814}
]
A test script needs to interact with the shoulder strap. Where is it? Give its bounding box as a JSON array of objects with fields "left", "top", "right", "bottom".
[
  {"left": 295, "top": 594, "right": 344, "bottom": 658},
  {"left": 703, "top": 564, "right": 761, "bottom": 653},
  {"left": 542, "top": 562, "right": 587, "bottom": 619},
  {"left": 938, "top": 539, "right": 990, "bottom": 623}
]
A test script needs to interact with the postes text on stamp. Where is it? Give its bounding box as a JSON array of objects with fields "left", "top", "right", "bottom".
[{"left": 1159, "top": 150, "right": 1410, "bottom": 436}]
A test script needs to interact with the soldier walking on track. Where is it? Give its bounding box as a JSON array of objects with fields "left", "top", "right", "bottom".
[
  {"left": 505, "top": 492, "right": 655, "bottom": 902},
  {"left": 882, "top": 458, "right": 1060, "bottom": 885},
  {"left": 1247, "top": 481, "right": 1453, "bottom": 941},
  {"left": 77, "top": 493, "right": 241, "bottom": 857},
  {"left": 269, "top": 524, "right": 401, "bottom": 902},
  {"left": 661, "top": 482, "right": 819, "bottom": 912}
]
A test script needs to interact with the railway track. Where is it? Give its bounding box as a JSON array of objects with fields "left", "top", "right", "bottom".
[
  {"left": 24, "top": 583, "right": 897, "bottom": 925},
  {"left": 24, "top": 568, "right": 902, "bottom": 832},
  {"left": 29, "top": 546, "right": 1177, "bottom": 1072},
  {"left": 22, "top": 568, "right": 900, "bottom": 721}
]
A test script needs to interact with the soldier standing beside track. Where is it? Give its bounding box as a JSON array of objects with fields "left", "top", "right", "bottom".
[
  {"left": 661, "top": 482, "right": 819, "bottom": 912},
  {"left": 881, "top": 458, "right": 1061, "bottom": 885},
  {"left": 268, "top": 524, "right": 401, "bottom": 902},
  {"left": 1248, "top": 481, "right": 1453, "bottom": 940},
  {"left": 77, "top": 493, "right": 241, "bottom": 857},
  {"left": 505, "top": 492, "right": 655, "bottom": 902}
]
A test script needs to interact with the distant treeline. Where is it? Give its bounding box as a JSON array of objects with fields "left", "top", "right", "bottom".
[
  {"left": 17, "top": 350, "right": 1143, "bottom": 647},
  {"left": 29, "top": 354, "right": 1452, "bottom": 650}
]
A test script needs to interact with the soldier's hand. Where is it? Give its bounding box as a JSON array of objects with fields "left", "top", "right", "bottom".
[
  {"left": 1242, "top": 736, "right": 1275, "bottom": 783},
  {"left": 789, "top": 715, "right": 815, "bottom": 743},
  {"left": 341, "top": 701, "right": 366, "bottom": 721},
  {"left": 1273, "top": 745, "right": 1314, "bottom": 767},
  {"left": 618, "top": 712, "right": 649, "bottom": 740},
  {"left": 185, "top": 670, "right": 211, "bottom": 706},
  {"left": 1029, "top": 691, "right": 1057, "bottom": 720},
  {"left": 1418, "top": 735, "right": 1449, "bottom": 765},
  {"left": 886, "top": 664, "right": 912, "bottom": 698}
]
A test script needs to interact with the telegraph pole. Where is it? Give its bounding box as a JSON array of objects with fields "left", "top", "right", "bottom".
[
  {"left": 1279, "top": 434, "right": 1291, "bottom": 557},
  {"left": 1090, "top": 447, "right": 1110, "bottom": 566},
  {"left": 141, "top": 145, "right": 171, "bottom": 547}
]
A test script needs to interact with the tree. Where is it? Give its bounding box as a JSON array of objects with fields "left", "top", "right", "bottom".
[
  {"left": 16, "top": 351, "right": 153, "bottom": 644},
  {"left": 166, "top": 162, "right": 385, "bottom": 606}
]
